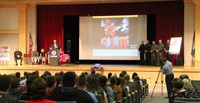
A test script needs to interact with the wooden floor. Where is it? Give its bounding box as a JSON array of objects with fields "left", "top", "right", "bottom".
[{"left": 0, "top": 64, "right": 200, "bottom": 86}]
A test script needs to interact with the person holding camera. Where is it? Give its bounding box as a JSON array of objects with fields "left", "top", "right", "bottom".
[{"left": 161, "top": 57, "right": 174, "bottom": 98}]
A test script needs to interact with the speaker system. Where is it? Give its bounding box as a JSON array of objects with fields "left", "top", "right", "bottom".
[{"left": 66, "top": 40, "right": 71, "bottom": 55}]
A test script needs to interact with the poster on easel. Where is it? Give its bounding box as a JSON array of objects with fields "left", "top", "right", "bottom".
[
  {"left": 169, "top": 37, "right": 182, "bottom": 55},
  {"left": 0, "top": 46, "right": 10, "bottom": 62}
]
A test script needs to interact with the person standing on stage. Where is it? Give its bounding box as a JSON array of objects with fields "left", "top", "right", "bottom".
[
  {"left": 150, "top": 41, "right": 157, "bottom": 65},
  {"left": 156, "top": 39, "right": 164, "bottom": 65},
  {"left": 145, "top": 40, "right": 151, "bottom": 65},
  {"left": 161, "top": 57, "right": 174, "bottom": 98},
  {"left": 51, "top": 40, "right": 60, "bottom": 50},
  {"left": 138, "top": 40, "right": 145, "bottom": 65},
  {"left": 14, "top": 48, "right": 23, "bottom": 66},
  {"left": 164, "top": 39, "right": 172, "bottom": 62}
]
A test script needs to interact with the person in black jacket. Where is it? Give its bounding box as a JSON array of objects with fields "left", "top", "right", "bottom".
[
  {"left": 138, "top": 41, "right": 145, "bottom": 65},
  {"left": 145, "top": 40, "right": 151, "bottom": 65},
  {"left": 48, "top": 72, "right": 94, "bottom": 103},
  {"left": 14, "top": 48, "right": 23, "bottom": 66},
  {"left": 0, "top": 75, "right": 19, "bottom": 103}
]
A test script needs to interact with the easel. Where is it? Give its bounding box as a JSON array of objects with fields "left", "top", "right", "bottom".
[{"left": 151, "top": 68, "right": 164, "bottom": 97}]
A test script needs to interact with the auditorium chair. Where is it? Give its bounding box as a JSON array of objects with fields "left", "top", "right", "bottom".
[
  {"left": 23, "top": 53, "right": 31, "bottom": 64},
  {"left": 174, "top": 98, "right": 200, "bottom": 103}
]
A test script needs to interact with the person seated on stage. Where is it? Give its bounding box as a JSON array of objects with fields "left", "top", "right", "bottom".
[
  {"left": 47, "top": 47, "right": 52, "bottom": 64},
  {"left": 48, "top": 72, "right": 94, "bottom": 103},
  {"left": 0, "top": 75, "right": 19, "bottom": 103},
  {"left": 31, "top": 48, "right": 39, "bottom": 65},
  {"left": 59, "top": 48, "right": 70, "bottom": 64},
  {"left": 39, "top": 48, "right": 47, "bottom": 65},
  {"left": 169, "top": 78, "right": 200, "bottom": 103},
  {"left": 26, "top": 78, "right": 56, "bottom": 103},
  {"left": 14, "top": 48, "right": 23, "bottom": 66}
]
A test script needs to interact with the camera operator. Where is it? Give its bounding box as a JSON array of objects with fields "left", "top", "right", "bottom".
[{"left": 161, "top": 57, "right": 174, "bottom": 98}]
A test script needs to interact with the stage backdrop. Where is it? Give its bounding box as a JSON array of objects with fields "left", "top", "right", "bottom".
[{"left": 37, "top": 1, "right": 184, "bottom": 63}]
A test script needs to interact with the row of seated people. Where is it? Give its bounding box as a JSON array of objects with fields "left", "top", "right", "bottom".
[
  {"left": 0, "top": 70, "right": 145, "bottom": 103},
  {"left": 14, "top": 48, "right": 70, "bottom": 65},
  {"left": 169, "top": 74, "right": 200, "bottom": 103}
]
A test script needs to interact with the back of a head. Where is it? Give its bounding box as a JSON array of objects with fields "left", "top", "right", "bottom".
[
  {"left": 172, "top": 78, "right": 184, "bottom": 90},
  {"left": 182, "top": 78, "right": 192, "bottom": 90},
  {"left": 124, "top": 74, "right": 130, "bottom": 81},
  {"left": 108, "top": 73, "right": 112, "bottom": 79},
  {"left": 87, "top": 76, "right": 99, "bottom": 90},
  {"left": 77, "top": 74, "right": 87, "bottom": 87},
  {"left": 122, "top": 71, "right": 127, "bottom": 75},
  {"left": 30, "top": 78, "right": 47, "bottom": 100},
  {"left": 0, "top": 75, "right": 11, "bottom": 91},
  {"left": 98, "top": 75, "right": 107, "bottom": 87},
  {"left": 15, "top": 72, "right": 20, "bottom": 79},
  {"left": 179, "top": 74, "right": 189, "bottom": 80},
  {"left": 132, "top": 72, "right": 138, "bottom": 79},
  {"left": 46, "top": 76, "right": 56, "bottom": 88},
  {"left": 11, "top": 78, "right": 20, "bottom": 89},
  {"left": 26, "top": 73, "right": 39, "bottom": 93},
  {"left": 110, "top": 76, "right": 117, "bottom": 85},
  {"left": 24, "top": 71, "right": 28, "bottom": 78},
  {"left": 62, "top": 72, "right": 76, "bottom": 87},
  {"left": 133, "top": 75, "right": 140, "bottom": 83},
  {"left": 119, "top": 72, "right": 125, "bottom": 78}
]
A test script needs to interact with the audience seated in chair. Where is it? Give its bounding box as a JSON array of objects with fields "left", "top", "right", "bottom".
[
  {"left": 0, "top": 75, "right": 19, "bottom": 103},
  {"left": 14, "top": 48, "right": 23, "bottom": 66},
  {"left": 9, "top": 78, "right": 23, "bottom": 99},
  {"left": 31, "top": 48, "right": 39, "bottom": 65},
  {"left": 77, "top": 74, "right": 98, "bottom": 103},
  {"left": 169, "top": 78, "right": 200, "bottom": 103},
  {"left": 39, "top": 48, "right": 47, "bottom": 65},
  {"left": 98, "top": 75, "right": 114, "bottom": 103},
  {"left": 48, "top": 71, "right": 94, "bottom": 103},
  {"left": 45, "top": 76, "right": 57, "bottom": 96},
  {"left": 110, "top": 76, "right": 122, "bottom": 100},
  {"left": 26, "top": 78, "right": 56, "bottom": 103},
  {"left": 87, "top": 76, "right": 108, "bottom": 103}
]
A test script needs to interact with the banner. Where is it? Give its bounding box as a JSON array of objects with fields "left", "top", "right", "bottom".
[{"left": 169, "top": 37, "right": 182, "bottom": 55}]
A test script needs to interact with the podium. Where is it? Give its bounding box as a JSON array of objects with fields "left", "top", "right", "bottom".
[{"left": 50, "top": 49, "right": 60, "bottom": 66}]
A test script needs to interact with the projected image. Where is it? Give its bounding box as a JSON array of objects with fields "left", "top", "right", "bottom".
[
  {"left": 101, "top": 18, "right": 129, "bottom": 49},
  {"left": 79, "top": 15, "right": 147, "bottom": 60}
]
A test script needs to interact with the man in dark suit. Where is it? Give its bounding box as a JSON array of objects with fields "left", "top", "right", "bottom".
[
  {"left": 138, "top": 40, "right": 145, "bottom": 65},
  {"left": 145, "top": 40, "right": 151, "bottom": 65},
  {"left": 164, "top": 39, "right": 172, "bottom": 62},
  {"left": 51, "top": 40, "right": 60, "bottom": 50},
  {"left": 14, "top": 48, "right": 23, "bottom": 65}
]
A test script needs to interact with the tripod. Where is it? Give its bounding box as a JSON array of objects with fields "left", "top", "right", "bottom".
[{"left": 151, "top": 68, "right": 164, "bottom": 97}]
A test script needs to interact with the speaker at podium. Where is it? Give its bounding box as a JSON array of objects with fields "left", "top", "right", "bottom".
[{"left": 50, "top": 49, "right": 60, "bottom": 66}]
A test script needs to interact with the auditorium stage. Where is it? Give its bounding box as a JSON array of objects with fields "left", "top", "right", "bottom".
[{"left": 0, "top": 64, "right": 200, "bottom": 86}]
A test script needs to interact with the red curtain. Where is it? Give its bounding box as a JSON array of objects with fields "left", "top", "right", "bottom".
[{"left": 37, "top": 1, "right": 184, "bottom": 60}]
